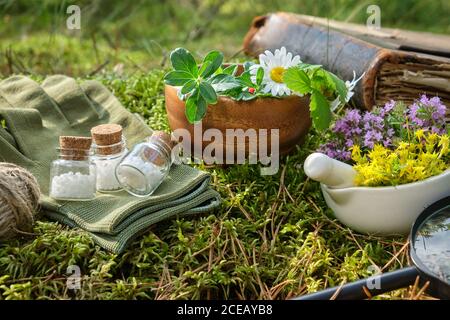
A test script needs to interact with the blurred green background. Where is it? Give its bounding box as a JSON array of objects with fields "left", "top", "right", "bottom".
[{"left": 1, "top": 0, "right": 449, "bottom": 76}]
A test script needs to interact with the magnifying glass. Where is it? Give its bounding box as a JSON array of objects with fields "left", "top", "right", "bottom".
[{"left": 293, "top": 196, "right": 450, "bottom": 300}]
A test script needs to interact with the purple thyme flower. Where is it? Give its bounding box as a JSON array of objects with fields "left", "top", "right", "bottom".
[
  {"left": 406, "top": 94, "right": 447, "bottom": 134},
  {"left": 318, "top": 141, "right": 352, "bottom": 162},
  {"left": 317, "top": 96, "right": 447, "bottom": 162},
  {"left": 317, "top": 99, "right": 403, "bottom": 161},
  {"left": 364, "top": 130, "right": 383, "bottom": 149},
  {"left": 380, "top": 100, "right": 395, "bottom": 117}
]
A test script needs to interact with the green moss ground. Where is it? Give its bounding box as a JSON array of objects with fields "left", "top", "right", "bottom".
[{"left": 0, "top": 71, "right": 425, "bottom": 300}]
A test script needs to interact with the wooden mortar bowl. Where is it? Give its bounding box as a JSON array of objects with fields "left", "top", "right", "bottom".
[{"left": 165, "top": 72, "right": 312, "bottom": 157}]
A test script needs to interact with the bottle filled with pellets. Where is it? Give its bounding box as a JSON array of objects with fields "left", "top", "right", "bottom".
[
  {"left": 116, "top": 131, "right": 174, "bottom": 197},
  {"left": 91, "top": 124, "right": 128, "bottom": 192},
  {"left": 50, "top": 136, "right": 96, "bottom": 201}
]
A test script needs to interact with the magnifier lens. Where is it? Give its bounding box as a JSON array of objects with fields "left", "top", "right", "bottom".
[{"left": 413, "top": 206, "right": 450, "bottom": 284}]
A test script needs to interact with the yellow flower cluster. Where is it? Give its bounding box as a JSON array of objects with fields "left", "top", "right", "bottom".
[{"left": 352, "top": 130, "right": 450, "bottom": 186}]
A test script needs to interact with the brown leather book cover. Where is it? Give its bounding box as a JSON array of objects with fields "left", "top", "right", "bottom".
[{"left": 243, "top": 12, "right": 450, "bottom": 119}]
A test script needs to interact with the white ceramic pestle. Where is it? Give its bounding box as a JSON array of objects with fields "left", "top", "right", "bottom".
[
  {"left": 304, "top": 153, "right": 450, "bottom": 235},
  {"left": 303, "top": 153, "right": 357, "bottom": 188}
]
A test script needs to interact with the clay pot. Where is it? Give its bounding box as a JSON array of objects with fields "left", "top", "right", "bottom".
[{"left": 165, "top": 79, "right": 312, "bottom": 157}]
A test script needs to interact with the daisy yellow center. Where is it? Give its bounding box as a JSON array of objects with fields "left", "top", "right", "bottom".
[{"left": 270, "top": 66, "right": 285, "bottom": 83}]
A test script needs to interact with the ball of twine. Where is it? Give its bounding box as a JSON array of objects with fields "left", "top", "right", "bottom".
[{"left": 0, "top": 163, "right": 40, "bottom": 240}]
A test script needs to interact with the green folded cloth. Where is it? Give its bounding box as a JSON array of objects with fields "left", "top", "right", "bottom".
[{"left": 0, "top": 75, "right": 221, "bottom": 253}]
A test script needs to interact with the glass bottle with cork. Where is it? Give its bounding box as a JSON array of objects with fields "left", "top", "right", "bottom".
[
  {"left": 91, "top": 124, "right": 128, "bottom": 192},
  {"left": 116, "top": 131, "right": 174, "bottom": 197},
  {"left": 49, "top": 136, "right": 97, "bottom": 201}
]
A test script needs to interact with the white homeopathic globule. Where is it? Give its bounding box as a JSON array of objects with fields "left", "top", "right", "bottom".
[{"left": 50, "top": 171, "right": 96, "bottom": 200}]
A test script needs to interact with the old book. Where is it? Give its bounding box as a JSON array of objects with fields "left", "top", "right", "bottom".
[{"left": 243, "top": 12, "right": 450, "bottom": 119}]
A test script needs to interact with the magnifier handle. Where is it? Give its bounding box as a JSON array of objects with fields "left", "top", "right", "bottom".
[{"left": 293, "top": 267, "right": 419, "bottom": 300}]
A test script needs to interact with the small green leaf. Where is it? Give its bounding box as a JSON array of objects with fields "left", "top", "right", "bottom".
[
  {"left": 256, "top": 67, "right": 264, "bottom": 86},
  {"left": 198, "top": 61, "right": 212, "bottom": 77},
  {"left": 241, "top": 91, "right": 257, "bottom": 101},
  {"left": 209, "top": 73, "right": 228, "bottom": 83},
  {"left": 222, "top": 86, "right": 244, "bottom": 100},
  {"left": 222, "top": 64, "right": 238, "bottom": 76},
  {"left": 234, "top": 92, "right": 244, "bottom": 100},
  {"left": 310, "top": 90, "right": 332, "bottom": 131},
  {"left": 185, "top": 90, "right": 207, "bottom": 123},
  {"left": 199, "top": 81, "right": 217, "bottom": 104},
  {"left": 181, "top": 79, "right": 197, "bottom": 94},
  {"left": 310, "top": 70, "right": 328, "bottom": 93},
  {"left": 200, "top": 50, "right": 224, "bottom": 78},
  {"left": 164, "top": 70, "right": 195, "bottom": 86},
  {"left": 326, "top": 71, "right": 348, "bottom": 103},
  {"left": 298, "top": 63, "right": 323, "bottom": 73},
  {"left": 237, "top": 70, "right": 254, "bottom": 87},
  {"left": 170, "top": 48, "right": 198, "bottom": 77},
  {"left": 283, "top": 67, "right": 311, "bottom": 95},
  {"left": 209, "top": 74, "right": 241, "bottom": 93}
]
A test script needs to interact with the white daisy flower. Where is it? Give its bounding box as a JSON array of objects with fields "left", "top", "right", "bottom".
[
  {"left": 250, "top": 47, "right": 302, "bottom": 97},
  {"left": 331, "top": 71, "right": 365, "bottom": 111}
]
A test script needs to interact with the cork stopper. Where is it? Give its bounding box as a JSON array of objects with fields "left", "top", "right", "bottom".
[
  {"left": 150, "top": 131, "right": 174, "bottom": 151},
  {"left": 91, "top": 124, "right": 124, "bottom": 155},
  {"left": 59, "top": 136, "right": 92, "bottom": 160}
]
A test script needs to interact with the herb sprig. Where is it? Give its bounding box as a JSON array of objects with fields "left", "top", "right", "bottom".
[{"left": 164, "top": 47, "right": 348, "bottom": 130}]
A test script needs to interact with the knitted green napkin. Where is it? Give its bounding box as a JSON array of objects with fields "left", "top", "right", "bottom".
[{"left": 0, "top": 75, "right": 220, "bottom": 253}]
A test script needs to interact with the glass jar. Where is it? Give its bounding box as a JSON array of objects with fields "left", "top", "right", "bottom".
[
  {"left": 49, "top": 137, "right": 96, "bottom": 201},
  {"left": 92, "top": 138, "right": 128, "bottom": 192},
  {"left": 116, "top": 131, "right": 173, "bottom": 197}
]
